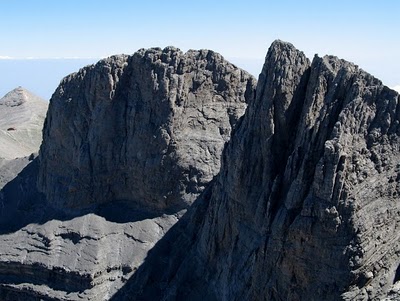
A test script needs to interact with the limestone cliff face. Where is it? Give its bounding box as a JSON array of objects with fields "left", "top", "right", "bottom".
[
  {"left": 38, "top": 47, "right": 256, "bottom": 211},
  {"left": 125, "top": 41, "right": 400, "bottom": 301}
]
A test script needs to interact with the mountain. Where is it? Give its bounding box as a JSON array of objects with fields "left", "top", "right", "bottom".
[
  {"left": 0, "top": 47, "right": 255, "bottom": 300},
  {"left": 112, "top": 41, "right": 400, "bottom": 301},
  {"left": 0, "top": 41, "right": 400, "bottom": 301},
  {"left": 0, "top": 87, "right": 48, "bottom": 160}
]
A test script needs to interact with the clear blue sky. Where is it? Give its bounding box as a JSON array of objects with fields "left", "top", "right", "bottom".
[{"left": 1, "top": 0, "right": 399, "bottom": 99}]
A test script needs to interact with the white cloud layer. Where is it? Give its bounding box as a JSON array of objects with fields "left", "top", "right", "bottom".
[{"left": 0, "top": 56, "right": 13, "bottom": 60}]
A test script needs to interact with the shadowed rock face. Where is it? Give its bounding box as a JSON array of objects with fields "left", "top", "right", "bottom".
[
  {"left": 122, "top": 41, "right": 400, "bottom": 301},
  {"left": 38, "top": 47, "right": 256, "bottom": 211}
]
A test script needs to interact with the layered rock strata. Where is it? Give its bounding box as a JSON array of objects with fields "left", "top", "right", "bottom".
[{"left": 0, "top": 211, "right": 179, "bottom": 301}]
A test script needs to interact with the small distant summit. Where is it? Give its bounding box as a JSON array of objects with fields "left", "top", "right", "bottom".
[
  {"left": 0, "top": 86, "right": 48, "bottom": 159},
  {"left": 0, "top": 86, "right": 44, "bottom": 107},
  {"left": 0, "top": 86, "right": 47, "bottom": 128}
]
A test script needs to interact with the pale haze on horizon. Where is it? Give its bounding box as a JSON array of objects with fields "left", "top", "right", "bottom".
[{"left": 1, "top": 0, "right": 399, "bottom": 99}]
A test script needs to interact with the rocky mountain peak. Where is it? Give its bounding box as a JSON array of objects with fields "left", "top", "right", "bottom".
[
  {"left": 38, "top": 47, "right": 256, "bottom": 211},
  {"left": 118, "top": 41, "right": 400, "bottom": 301}
]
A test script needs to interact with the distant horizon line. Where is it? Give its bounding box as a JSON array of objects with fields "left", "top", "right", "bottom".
[
  {"left": 0, "top": 56, "right": 101, "bottom": 60},
  {"left": 0, "top": 55, "right": 267, "bottom": 61},
  {"left": 0, "top": 56, "right": 399, "bottom": 94}
]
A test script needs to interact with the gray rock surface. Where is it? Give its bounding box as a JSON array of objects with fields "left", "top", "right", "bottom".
[
  {"left": 0, "top": 48, "right": 255, "bottom": 300},
  {"left": 120, "top": 41, "right": 400, "bottom": 301},
  {"left": 38, "top": 47, "right": 256, "bottom": 211}
]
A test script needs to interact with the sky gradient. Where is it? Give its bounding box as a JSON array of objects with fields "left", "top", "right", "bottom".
[{"left": 1, "top": 0, "right": 399, "bottom": 99}]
